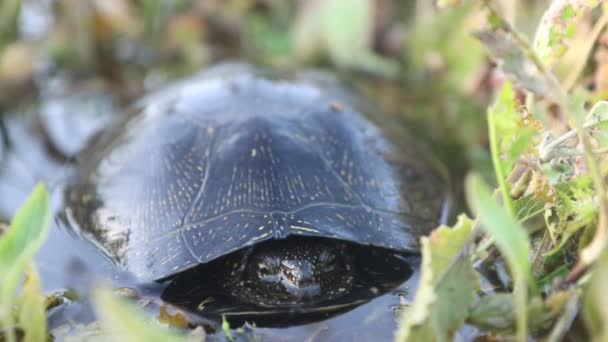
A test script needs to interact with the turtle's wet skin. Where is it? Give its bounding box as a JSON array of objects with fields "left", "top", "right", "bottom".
[{"left": 61, "top": 64, "right": 448, "bottom": 324}]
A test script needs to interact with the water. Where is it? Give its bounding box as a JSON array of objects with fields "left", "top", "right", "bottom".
[
  {"left": 36, "top": 221, "right": 419, "bottom": 340},
  {"left": 0, "top": 93, "right": 422, "bottom": 341}
]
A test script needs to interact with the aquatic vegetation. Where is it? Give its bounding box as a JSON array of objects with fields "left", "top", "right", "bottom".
[{"left": 0, "top": 184, "right": 49, "bottom": 342}]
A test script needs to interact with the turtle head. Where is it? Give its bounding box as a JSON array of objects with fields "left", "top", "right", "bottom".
[{"left": 239, "top": 238, "right": 354, "bottom": 307}]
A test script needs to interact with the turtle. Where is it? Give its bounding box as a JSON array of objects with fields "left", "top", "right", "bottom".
[{"left": 61, "top": 64, "right": 448, "bottom": 318}]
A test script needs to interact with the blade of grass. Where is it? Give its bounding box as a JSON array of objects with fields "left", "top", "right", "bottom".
[
  {"left": 93, "top": 287, "right": 186, "bottom": 342},
  {"left": 18, "top": 264, "right": 47, "bottom": 342},
  {"left": 0, "top": 183, "right": 50, "bottom": 342},
  {"left": 487, "top": 82, "right": 515, "bottom": 217},
  {"left": 466, "top": 173, "right": 532, "bottom": 342}
]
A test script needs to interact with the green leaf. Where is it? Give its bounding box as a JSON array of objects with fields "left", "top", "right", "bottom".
[
  {"left": 513, "top": 195, "right": 545, "bottom": 227},
  {"left": 469, "top": 293, "right": 519, "bottom": 331},
  {"left": 533, "top": 0, "right": 601, "bottom": 66},
  {"left": 18, "top": 265, "right": 47, "bottom": 342},
  {"left": 395, "top": 215, "right": 478, "bottom": 341},
  {"left": 585, "top": 101, "right": 608, "bottom": 148},
  {"left": 561, "top": 4, "right": 576, "bottom": 20},
  {"left": 466, "top": 174, "right": 532, "bottom": 283},
  {"left": 487, "top": 82, "right": 518, "bottom": 217},
  {"left": 544, "top": 177, "right": 596, "bottom": 256},
  {"left": 395, "top": 240, "right": 436, "bottom": 341},
  {"left": 432, "top": 258, "right": 479, "bottom": 336},
  {"left": 428, "top": 216, "right": 475, "bottom": 274},
  {"left": 585, "top": 101, "right": 608, "bottom": 123},
  {"left": 489, "top": 82, "right": 521, "bottom": 171},
  {"left": 0, "top": 183, "right": 50, "bottom": 342},
  {"left": 508, "top": 129, "right": 535, "bottom": 164},
  {"left": 466, "top": 173, "right": 532, "bottom": 342},
  {"left": 222, "top": 316, "right": 234, "bottom": 342},
  {"left": 468, "top": 291, "right": 572, "bottom": 333},
  {"left": 93, "top": 287, "right": 187, "bottom": 342}
]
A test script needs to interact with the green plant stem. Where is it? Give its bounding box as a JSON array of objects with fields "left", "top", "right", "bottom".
[
  {"left": 531, "top": 230, "right": 552, "bottom": 274},
  {"left": 474, "top": 235, "right": 494, "bottom": 259},
  {"left": 487, "top": 108, "right": 515, "bottom": 217},
  {"left": 547, "top": 291, "right": 579, "bottom": 342},
  {"left": 222, "top": 315, "right": 234, "bottom": 342},
  {"left": 513, "top": 273, "right": 527, "bottom": 342}
]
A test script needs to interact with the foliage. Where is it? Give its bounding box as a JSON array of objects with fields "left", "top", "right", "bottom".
[
  {"left": 533, "top": 0, "right": 601, "bottom": 67},
  {"left": 395, "top": 215, "right": 478, "bottom": 341},
  {"left": 0, "top": 183, "right": 50, "bottom": 342},
  {"left": 92, "top": 287, "right": 193, "bottom": 342},
  {"left": 404, "top": 0, "right": 608, "bottom": 340},
  {"left": 0, "top": 183, "right": 204, "bottom": 341},
  {"left": 467, "top": 173, "right": 532, "bottom": 341}
]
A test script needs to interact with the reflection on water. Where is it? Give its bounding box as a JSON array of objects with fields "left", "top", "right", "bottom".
[{"left": 0, "top": 114, "right": 67, "bottom": 220}]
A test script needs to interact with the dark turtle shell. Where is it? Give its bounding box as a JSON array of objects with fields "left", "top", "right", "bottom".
[{"left": 63, "top": 64, "right": 448, "bottom": 282}]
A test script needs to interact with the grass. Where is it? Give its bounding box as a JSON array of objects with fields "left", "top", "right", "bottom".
[{"left": 0, "top": 183, "right": 50, "bottom": 342}]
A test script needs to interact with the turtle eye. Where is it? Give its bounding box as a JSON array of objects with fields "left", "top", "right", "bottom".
[
  {"left": 258, "top": 263, "right": 275, "bottom": 277},
  {"left": 318, "top": 251, "right": 336, "bottom": 267}
]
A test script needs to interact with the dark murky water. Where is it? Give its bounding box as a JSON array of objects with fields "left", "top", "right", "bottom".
[
  {"left": 0, "top": 92, "right": 424, "bottom": 341},
  {"left": 36, "top": 222, "right": 420, "bottom": 341}
]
